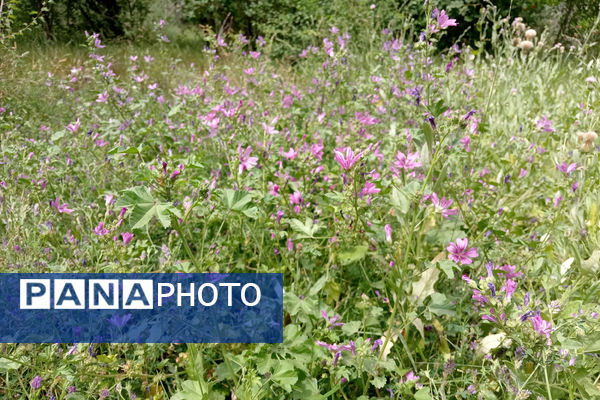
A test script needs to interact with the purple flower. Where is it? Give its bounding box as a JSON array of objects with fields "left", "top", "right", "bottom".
[
  {"left": 321, "top": 310, "right": 345, "bottom": 329},
  {"left": 31, "top": 376, "right": 42, "bottom": 389},
  {"left": 93, "top": 222, "right": 109, "bottom": 236},
  {"left": 384, "top": 224, "right": 392, "bottom": 242},
  {"left": 66, "top": 118, "right": 81, "bottom": 133},
  {"left": 360, "top": 181, "right": 380, "bottom": 197},
  {"left": 121, "top": 232, "right": 134, "bottom": 245},
  {"left": 556, "top": 162, "right": 577, "bottom": 174},
  {"left": 536, "top": 115, "right": 555, "bottom": 132},
  {"left": 371, "top": 338, "right": 383, "bottom": 352},
  {"left": 334, "top": 147, "right": 362, "bottom": 170},
  {"left": 447, "top": 238, "right": 478, "bottom": 265},
  {"left": 67, "top": 386, "right": 76, "bottom": 393},
  {"left": 531, "top": 314, "right": 554, "bottom": 345},
  {"left": 100, "top": 388, "right": 110, "bottom": 398},
  {"left": 96, "top": 91, "right": 109, "bottom": 103},
  {"left": 238, "top": 145, "right": 258, "bottom": 174},
  {"left": 467, "top": 384, "right": 476, "bottom": 394},
  {"left": 436, "top": 9, "right": 457, "bottom": 29},
  {"left": 481, "top": 313, "right": 498, "bottom": 323},
  {"left": 50, "top": 197, "right": 74, "bottom": 214},
  {"left": 503, "top": 279, "right": 517, "bottom": 301},
  {"left": 391, "top": 151, "right": 421, "bottom": 175},
  {"left": 430, "top": 192, "right": 457, "bottom": 218}
]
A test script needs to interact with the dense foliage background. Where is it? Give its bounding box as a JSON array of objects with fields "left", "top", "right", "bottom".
[{"left": 1, "top": 0, "right": 600, "bottom": 56}]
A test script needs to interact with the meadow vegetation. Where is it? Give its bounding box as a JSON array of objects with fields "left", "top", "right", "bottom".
[{"left": 1, "top": 2, "right": 600, "bottom": 399}]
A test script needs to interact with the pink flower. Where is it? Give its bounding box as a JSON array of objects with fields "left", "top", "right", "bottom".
[
  {"left": 556, "top": 162, "right": 577, "bottom": 174},
  {"left": 50, "top": 197, "right": 74, "bottom": 214},
  {"left": 289, "top": 191, "right": 303, "bottom": 205},
  {"left": 96, "top": 91, "right": 109, "bottom": 103},
  {"left": 66, "top": 118, "right": 80, "bottom": 133},
  {"left": 503, "top": 279, "right": 517, "bottom": 301},
  {"left": 282, "top": 147, "right": 298, "bottom": 160},
  {"left": 93, "top": 222, "right": 109, "bottom": 236},
  {"left": 536, "top": 115, "right": 555, "bottom": 132},
  {"left": 531, "top": 314, "right": 553, "bottom": 345},
  {"left": 430, "top": 192, "right": 457, "bottom": 218},
  {"left": 361, "top": 181, "right": 380, "bottom": 197},
  {"left": 311, "top": 143, "right": 324, "bottom": 160},
  {"left": 404, "top": 370, "right": 420, "bottom": 382},
  {"left": 391, "top": 151, "right": 421, "bottom": 175},
  {"left": 384, "top": 224, "right": 392, "bottom": 242},
  {"left": 268, "top": 182, "right": 280, "bottom": 197},
  {"left": 334, "top": 147, "right": 362, "bottom": 170},
  {"left": 447, "top": 238, "right": 478, "bottom": 265},
  {"left": 436, "top": 9, "right": 457, "bottom": 29},
  {"left": 238, "top": 145, "right": 258, "bottom": 174},
  {"left": 121, "top": 232, "right": 134, "bottom": 245}
]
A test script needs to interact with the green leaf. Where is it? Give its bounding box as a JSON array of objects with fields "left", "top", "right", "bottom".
[
  {"left": 116, "top": 186, "right": 174, "bottom": 229},
  {"left": 337, "top": 245, "right": 368, "bottom": 265},
  {"left": 221, "top": 189, "right": 253, "bottom": 211},
  {"left": 290, "top": 218, "right": 321, "bottom": 239},
  {"left": 341, "top": 321, "right": 361, "bottom": 336},
  {"left": 414, "top": 388, "right": 433, "bottom": 400},
  {"left": 421, "top": 122, "right": 434, "bottom": 154},
  {"left": 171, "top": 380, "right": 207, "bottom": 400},
  {"left": 108, "top": 145, "right": 142, "bottom": 155},
  {"left": 431, "top": 99, "right": 446, "bottom": 118},
  {"left": 308, "top": 275, "right": 328, "bottom": 297},
  {"left": 0, "top": 357, "right": 20, "bottom": 371},
  {"left": 371, "top": 375, "right": 386, "bottom": 389},
  {"left": 272, "top": 361, "right": 298, "bottom": 392},
  {"left": 437, "top": 260, "right": 456, "bottom": 279},
  {"left": 220, "top": 189, "right": 258, "bottom": 219},
  {"left": 51, "top": 130, "right": 66, "bottom": 141},
  {"left": 168, "top": 102, "right": 183, "bottom": 117},
  {"left": 428, "top": 293, "right": 456, "bottom": 316},
  {"left": 242, "top": 206, "right": 259, "bottom": 219},
  {"left": 390, "top": 187, "right": 410, "bottom": 214}
]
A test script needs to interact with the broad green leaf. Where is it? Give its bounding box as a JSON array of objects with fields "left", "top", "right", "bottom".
[
  {"left": 171, "top": 380, "right": 207, "bottom": 400},
  {"left": 221, "top": 189, "right": 253, "bottom": 211},
  {"left": 337, "top": 245, "right": 368, "bottom": 265},
  {"left": 308, "top": 274, "right": 327, "bottom": 297},
  {"left": 272, "top": 361, "right": 298, "bottom": 392},
  {"left": 116, "top": 186, "right": 175, "bottom": 229},
  {"left": 371, "top": 375, "right": 386, "bottom": 389},
  {"left": 341, "top": 321, "right": 362, "bottom": 336},
  {"left": 0, "top": 357, "right": 20, "bottom": 371},
  {"left": 428, "top": 293, "right": 456, "bottom": 317},
  {"left": 414, "top": 388, "right": 433, "bottom": 400},
  {"left": 290, "top": 218, "right": 321, "bottom": 239},
  {"left": 390, "top": 187, "right": 410, "bottom": 214},
  {"left": 51, "top": 130, "right": 66, "bottom": 141},
  {"left": 437, "top": 260, "right": 455, "bottom": 279}
]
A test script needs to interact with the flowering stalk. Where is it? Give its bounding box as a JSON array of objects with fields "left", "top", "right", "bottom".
[{"left": 379, "top": 129, "right": 450, "bottom": 363}]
